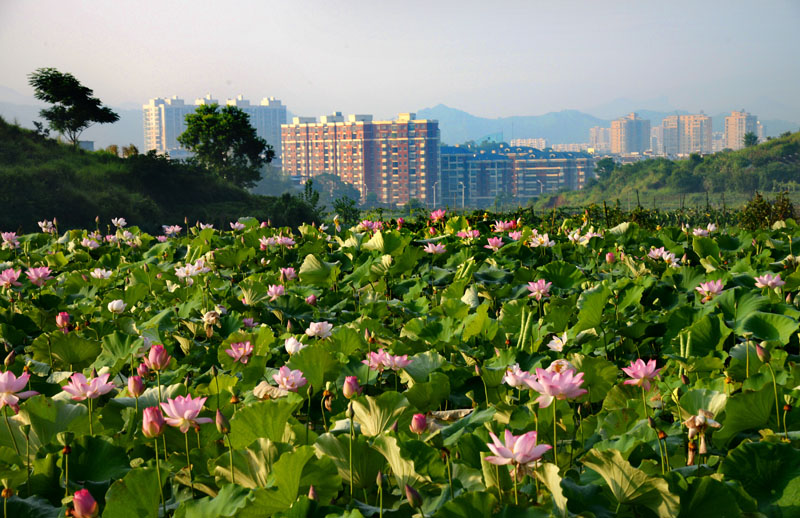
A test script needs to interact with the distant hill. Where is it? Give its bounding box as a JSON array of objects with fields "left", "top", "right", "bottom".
[{"left": 416, "top": 104, "right": 608, "bottom": 145}]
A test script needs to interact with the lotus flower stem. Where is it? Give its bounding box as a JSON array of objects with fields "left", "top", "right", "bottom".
[
  {"left": 214, "top": 371, "right": 220, "bottom": 411},
  {"left": 227, "top": 434, "right": 235, "bottom": 485},
  {"left": 745, "top": 341, "right": 750, "bottom": 378},
  {"left": 184, "top": 432, "right": 194, "bottom": 496},
  {"left": 768, "top": 364, "right": 780, "bottom": 429},
  {"left": 495, "top": 464, "right": 502, "bottom": 504},
  {"left": 25, "top": 431, "right": 30, "bottom": 495},
  {"left": 156, "top": 371, "right": 163, "bottom": 403},
  {"left": 87, "top": 398, "right": 93, "bottom": 435},
  {"left": 513, "top": 463, "right": 519, "bottom": 505},
  {"left": 378, "top": 483, "right": 383, "bottom": 518},
  {"left": 305, "top": 386, "right": 312, "bottom": 445},
  {"left": 3, "top": 407, "right": 19, "bottom": 456},
  {"left": 349, "top": 414, "right": 354, "bottom": 500},
  {"left": 62, "top": 447, "right": 69, "bottom": 497},
  {"left": 784, "top": 407, "right": 789, "bottom": 439},
  {"left": 641, "top": 387, "right": 649, "bottom": 419},
  {"left": 552, "top": 404, "right": 558, "bottom": 469},
  {"left": 154, "top": 440, "right": 165, "bottom": 515},
  {"left": 445, "top": 452, "right": 453, "bottom": 498}
]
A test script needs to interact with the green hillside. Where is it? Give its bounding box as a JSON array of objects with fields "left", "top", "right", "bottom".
[
  {"left": 0, "top": 117, "right": 317, "bottom": 232},
  {"left": 540, "top": 131, "right": 800, "bottom": 209}
]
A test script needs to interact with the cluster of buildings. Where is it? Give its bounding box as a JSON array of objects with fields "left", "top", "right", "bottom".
[
  {"left": 141, "top": 95, "right": 768, "bottom": 208},
  {"left": 588, "top": 110, "right": 764, "bottom": 157}
]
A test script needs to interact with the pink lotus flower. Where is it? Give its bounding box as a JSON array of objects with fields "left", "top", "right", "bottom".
[
  {"left": 81, "top": 237, "right": 100, "bottom": 249},
  {"left": 273, "top": 366, "right": 307, "bottom": 391},
  {"left": 527, "top": 279, "right": 552, "bottom": 300},
  {"left": 397, "top": 217, "right": 404, "bottom": 229},
  {"left": 622, "top": 359, "right": 661, "bottom": 391},
  {"left": 142, "top": 407, "right": 166, "bottom": 438},
  {"left": 410, "top": 413, "right": 427, "bottom": 435},
  {"left": 62, "top": 372, "right": 115, "bottom": 401},
  {"left": 267, "top": 284, "right": 285, "bottom": 301},
  {"left": 107, "top": 299, "right": 127, "bottom": 314},
  {"left": 137, "top": 363, "right": 149, "bottom": 377},
  {"left": 755, "top": 273, "right": 785, "bottom": 289},
  {"left": 692, "top": 228, "right": 709, "bottom": 237},
  {"left": 230, "top": 221, "right": 246, "bottom": 231},
  {"left": 494, "top": 220, "right": 515, "bottom": 232},
  {"left": 503, "top": 364, "right": 535, "bottom": 388},
  {"left": 0, "top": 268, "right": 21, "bottom": 289},
  {"left": 343, "top": 376, "right": 362, "bottom": 399},
  {"left": 276, "top": 236, "right": 295, "bottom": 247},
  {"left": 160, "top": 394, "right": 213, "bottom": 433},
  {"left": 111, "top": 217, "right": 127, "bottom": 228},
  {"left": 259, "top": 236, "right": 276, "bottom": 250},
  {"left": 695, "top": 279, "right": 724, "bottom": 303},
  {"left": 71, "top": 488, "right": 99, "bottom": 518},
  {"left": 26, "top": 266, "right": 53, "bottom": 287},
  {"left": 280, "top": 267, "right": 297, "bottom": 281},
  {"left": 56, "top": 312, "right": 70, "bottom": 333},
  {"left": 383, "top": 352, "right": 412, "bottom": 371},
  {"left": 508, "top": 231, "right": 522, "bottom": 241},
  {"left": 524, "top": 368, "right": 587, "bottom": 408},
  {"left": 647, "top": 247, "right": 665, "bottom": 259},
  {"left": 305, "top": 321, "right": 333, "bottom": 339},
  {"left": 38, "top": 220, "right": 55, "bottom": 233},
  {"left": 423, "top": 242, "right": 446, "bottom": 254},
  {"left": 485, "top": 429, "right": 552, "bottom": 466},
  {"left": 430, "top": 209, "right": 446, "bottom": 223},
  {"left": 305, "top": 294, "right": 317, "bottom": 305},
  {"left": 156, "top": 235, "right": 168, "bottom": 243},
  {"left": 0, "top": 371, "right": 38, "bottom": 413},
  {"left": 547, "top": 359, "right": 575, "bottom": 374},
  {"left": 143, "top": 344, "right": 171, "bottom": 371},
  {"left": 242, "top": 317, "right": 258, "bottom": 328},
  {"left": 606, "top": 252, "right": 616, "bottom": 264},
  {"left": 457, "top": 229, "right": 480, "bottom": 240},
  {"left": 1, "top": 232, "right": 19, "bottom": 249},
  {"left": 529, "top": 231, "right": 555, "bottom": 248},
  {"left": 90, "top": 268, "right": 112, "bottom": 279},
  {"left": 363, "top": 349, "right": 389, "bottom": 371},
  {"left": 428, "top": 227, "right": 437, "bottom": 236},
  {"left": 225, "top": 341, "right": 253, "bottom": 364},
  {"left": 162, "top": 225, "right": 182, "bottom": 237},
  {"left": 128, "top": 375, "right": 145, "bottom": 397},
  {"left": 285, "top": 337, "right": 306, "bottom": 355},
  {"left": 484, "top": 237, "right": 504, "bottom": 252}
]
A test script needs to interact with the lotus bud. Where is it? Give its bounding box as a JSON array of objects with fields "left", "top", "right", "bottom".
[
  {"left": 346, "top": 402, "right": 354, "bottom": 419},
  {"left": 390, "top": 420, "right": 399, "bottom": 433},
  {"left": 681, "top": 374, "right": 690, "bottom": 385},
  {"left": 305, "top": 294, "right": 317, "bottom": 306},
  {"left": 216, "top": 409, "right": 230, "bottom": 435},
  {"left": 142, "top": 407, "right": 166, "bottom": 438},
  {"left": 343, "top": 376, "right": 362, "bottom": 399},
  {"left": 128, "top": 375, "right": 144, "bottom": 397},
  {"left": 405, "top": 484, "right": 422, "bottom": 510},
  {"left": 397, "top": 217, "right": 404, "bottom": 229},
  {"left": 72, "top": 489, "right": 100, "bottom": 518},
  {"left": 286, "top": 320, "right": 292, "bottom": 332},
  {"left": 144, "top": 344, "right": 171, "bottom": 371},
  {"left": 137, "top": 363, "right": 149, "bottom": 377},
  {"left": 107, "top": 299, "right": 127, "bottom": 314},
  {"left": 4, "top": 350, "right": 15, "bottom": 367},
  {"left": 376, "top": 471, "right": 385, "bottom": 487},
  {"left": 410, "top": 413, "right": 427, "bottom": 435},
  {"left": 308, "top": 485, "right": 318, "bottom": 501},
  {"left": 56, "top": 312, "right": 70, "bottom": 332},
  {"left": 428, "top": 227, "right": 436, "bottom": 236},
  {"left": 647, "top": 416, "right": 657, "bottom": 429},
  {"left": 606, "top": 252, "right": 616, "bottom": 264},
  {"left": 756, "top": 343, "right": 770, "bottom": 363},
  {"left": 211, "top": 365, "right": 218, "bottom": 377}
]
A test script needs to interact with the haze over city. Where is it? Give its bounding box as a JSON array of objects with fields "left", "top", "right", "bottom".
[{"left": 2, "top": 0, "right": 799, "bottom": 123}]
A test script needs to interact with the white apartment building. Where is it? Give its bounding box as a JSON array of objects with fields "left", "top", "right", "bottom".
[{"left": 143, "top": 94, "right": 286, "bottom": 158}]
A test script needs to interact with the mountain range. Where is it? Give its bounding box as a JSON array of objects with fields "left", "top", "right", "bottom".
[{"left": 1, "top": 84, "right": 798, "bottom": 150}]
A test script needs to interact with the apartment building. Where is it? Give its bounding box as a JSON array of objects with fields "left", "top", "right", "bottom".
[
  {"left": 661, "top": 114, "right": 713, "bottom": 155},
  {"left": 724, "top": 110, "right": 758, "bottom": 150},
  {"left": 610, "top": 113, "right": 651, "bottom": 154}
]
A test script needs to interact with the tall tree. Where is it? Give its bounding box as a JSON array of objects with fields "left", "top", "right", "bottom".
[
  {"left": 177, "top": 104, "right": 272, "bottom": 189},
  {"left": 28, "top": 68, "right": 119, "bottom": 147},
  {"left": 743, "top": 132, "right": 759, "bottom": 148}
]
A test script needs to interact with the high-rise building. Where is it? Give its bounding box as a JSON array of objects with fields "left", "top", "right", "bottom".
[
  {"left": 225, "top": 95, "right": 287, "bottom": 158},
  {"left": 510, "top": 138, "right": 548, "bottom": 149},
  {"left": 504, "top": 147, "right": 595, "bottom": 203},
  {"left": 661, "top": 114, "right": 713, "bottom": 155},
  {"left": 724, "top": 110, "right": 758, "bottom": 150},
  {"left": 610, "top": 113, "right": 650, "bottom": 154},
  {"left": 143, "top": 94, "right": 286, "bottom": 157},
  {"left": 589, "top": 127, "right": 611, "bottom": 153},
  {"left": 281, "top": 113, "right": 440, "bottom": 205},
  {"left": 650, "top": 126, "right": 664, "bottom": 155}
]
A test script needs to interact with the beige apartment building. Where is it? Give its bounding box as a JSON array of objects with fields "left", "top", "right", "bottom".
[
  {"left": 589, "top": 126, "right": 611, "bottom": 153},
  {"left": 661, "top": 114, "right": 713, "bottom": 155},
  {"left": 724, "top": 110, "right": 758, "bottom": 150},
  {"left": 610, "top": 113, "right": 650, "bottom": 154}
]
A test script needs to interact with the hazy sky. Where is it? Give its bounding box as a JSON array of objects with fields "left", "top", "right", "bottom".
[{"left": 2, "top": 0, "right": 799, "bottom": 120}]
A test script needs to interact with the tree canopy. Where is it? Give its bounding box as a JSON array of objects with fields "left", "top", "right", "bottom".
[
  {"left": 28, "top": 67, "right": 119, "bottom": 147},
  {"left": 177, "top": 104, "right": 272, "bottom": 189}
]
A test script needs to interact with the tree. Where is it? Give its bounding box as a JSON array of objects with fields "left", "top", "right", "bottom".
[
  {"left": 105, "top": 144, "right": 120, "bottom": 157},
  {"left": 177, "top": 104, "right": 272, "bottom": 189},
  {"left": 743, "top": 132, "right": 759, "bottom": 148},
  {"left": 122, "top": 144, "right": 139, "bottom": 158},
  {"left": 595, "top": 157, "right": 616, "bottom": 180},
  {"left": 28, "top": 68, "right": 119, "bottom": 148},
  {"left": 309, "top": 173, "right": 361, "bottom": 209}
]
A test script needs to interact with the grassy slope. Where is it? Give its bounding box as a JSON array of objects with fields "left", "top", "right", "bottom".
[
  {"left": 0, "top": 118, "right": 316, "bottom": 232},
  {"left": 539, "top": 131, "right": 800, "bottom": 209}
]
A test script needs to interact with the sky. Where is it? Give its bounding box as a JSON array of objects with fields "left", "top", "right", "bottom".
[{"left": 1, "top": 0, "right": 799, "bottom": 120}]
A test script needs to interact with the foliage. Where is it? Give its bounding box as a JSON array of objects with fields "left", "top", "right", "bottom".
[
  {"left": 177, "top": 104, "right": 272, "bottom": 189},
  {"left": 740, "top": 191, "right": 796, "bottom": 230},
  {"left": 27, "top": 67, "right": 119, "bottom": 147}
]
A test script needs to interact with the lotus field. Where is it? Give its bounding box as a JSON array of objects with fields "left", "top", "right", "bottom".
[{"left": 2, "top": 211, "right": 800, "bottom": 518}]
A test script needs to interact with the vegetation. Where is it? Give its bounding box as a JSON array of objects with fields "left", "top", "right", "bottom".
[
  {"left": 28, "top": 67, "right": 119, "bottom": 147},
  {"left": 2, "top": 209, "right": 800, "bottom": 517},
  {"left": 543, "top": 130, "right": 800, "bottom": 209},
  {"left": 177, "top": 104, "right": 273, "bottom": 189},
  {"left": 0, "top": 117, "right": 317, "bottom": 232}
]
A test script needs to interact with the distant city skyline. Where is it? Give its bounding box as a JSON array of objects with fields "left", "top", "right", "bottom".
[{"left": 1, "top": 0, "right": 799, "bottom": 122}]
